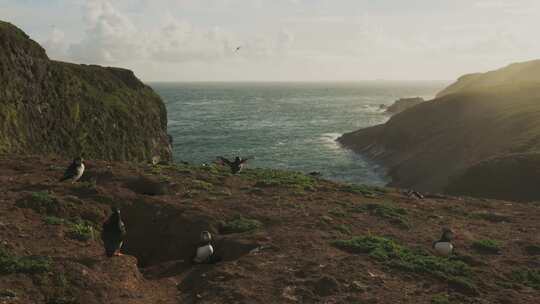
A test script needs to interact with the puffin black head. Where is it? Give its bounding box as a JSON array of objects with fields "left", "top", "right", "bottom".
[
  {"left": 200, "top": 231, "right": 212, "bottom": 243},
  {"left": 111, "top": 206, "right": 120, "bottom": 215},
  {"left": 441, "top": 228, "right": 454, "bottom": 242},
  {"left": 74, "top": 156, "right": 84, "bottom": 165}
]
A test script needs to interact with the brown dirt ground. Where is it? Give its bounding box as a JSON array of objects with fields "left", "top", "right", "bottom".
[{"left": 0, "top": 155, "right": 539, "bottom": 303}]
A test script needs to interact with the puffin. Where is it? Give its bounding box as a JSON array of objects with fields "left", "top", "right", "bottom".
[
  {"left": 433, "top": 228, "right": 455, "bottom": 256},
  {"left": 218, "top": 156, "right": 250, "bottom": 174},
  {"left": 192, "top": 231, "right": 220, "bottom": 264},
  {"left": 59, "top": 157, "right": 85, "bottom": 183},
  {"left": 101, "top": 207, "right": 127, "bottom": 257}
]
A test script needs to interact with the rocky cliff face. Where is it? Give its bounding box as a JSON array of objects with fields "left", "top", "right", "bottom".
[
  {"left": 0, "top": 21, "right": 172, "bottom": 162},
  {"left": 384, "top": 97, "right": 425, "bottom": 114},
  {"left": 339, "top": 60, "right": 540, "bottom": 201}
]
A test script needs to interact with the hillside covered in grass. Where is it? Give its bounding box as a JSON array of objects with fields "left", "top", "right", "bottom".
[
  {"left": 339, "top": 60, "right": 540, "bottom": 201},
  {"left": 0, "top": 20, "right": 171, "bottom": 162},
  {"left": 0, "top": 155, "right": 539, "bottom": 303}
]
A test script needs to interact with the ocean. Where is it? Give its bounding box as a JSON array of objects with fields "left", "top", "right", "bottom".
[{"left": 150, "top": 82, "right": 446, "bottom": 186}]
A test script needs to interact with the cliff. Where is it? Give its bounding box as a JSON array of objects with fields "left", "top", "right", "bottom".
[
  {"left": 0, "top": 21, "right": 172, "bottom": 162},
  {"left": 437, "top": 59, "right": 540, "bottom": 98},
  {"left": 385, "top": 97, "right": 425, "bottom": 114},
  {"left": 0, "top": 155, "right": 538, "bottom": 303},
  {"left": 339, "top": 60, "right": 540, "bottom": 201}
]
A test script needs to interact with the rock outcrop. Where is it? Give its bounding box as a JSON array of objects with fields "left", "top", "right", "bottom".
[
  {"left": 0, "top": 20, "right": 172, "bottom": 162},
  {"left": 339, "top": 60, "right": 540, "bottom": 201},
  {"left": 384, "top": 97, "right": 425, "bottom": 115}
]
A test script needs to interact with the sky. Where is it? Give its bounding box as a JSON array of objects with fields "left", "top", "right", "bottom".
[{"left": 1, "top": 0, "right": 539, "bottom": 81}]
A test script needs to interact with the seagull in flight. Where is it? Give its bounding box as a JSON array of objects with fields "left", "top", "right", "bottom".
[{"left": 235, "top": 46, "right": 241, "bottom": 52}]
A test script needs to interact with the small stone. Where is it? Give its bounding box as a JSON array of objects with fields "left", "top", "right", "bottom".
[{"left": 351, "top": 281, "right": 368, "bottom": 292}]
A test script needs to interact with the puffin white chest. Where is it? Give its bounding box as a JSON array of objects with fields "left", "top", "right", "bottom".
[
  {"left": 75, "top": 164, "right": 85, "bottom": 180},
  {"left": 434, "top": 242, "right": 453, "bottom": 256},
  {"left": 194, "top": 244, "right": 214, "bottom": 262}
]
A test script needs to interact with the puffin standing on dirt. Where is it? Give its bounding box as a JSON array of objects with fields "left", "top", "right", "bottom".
[
  {"left": 59, "top": 157, "right": 85, "bottom": 183},
  {"left": 101, "top": 207, "right": 127, "bottom": 257},
  {"left": 192, "top": 231, "right": 221, "bottom": 264},
  {"left": 218, "top": 156, "right": 250, "bottom": 174},
  {"left": 433, "top": 228, "right": 455, "bottom": 256}
]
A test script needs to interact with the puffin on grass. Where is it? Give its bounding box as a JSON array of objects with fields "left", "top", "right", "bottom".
[
  {"left": 192, "top": 231, "right": 221, "bottom": 264},
  {"left": 433, "top": 228, "right": 455, "bottom": 256},
  {"left": 59, "top": 157, "right": 85, "bottom": 183},
  {"left": 218, "top": 156, "right": 250, "bottom": 174},
  {"left": 101, "top": 207, "right": 126, "bottom": 257}
]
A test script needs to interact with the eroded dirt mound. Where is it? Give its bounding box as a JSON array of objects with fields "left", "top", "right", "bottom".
[{"left": 0, "top": 155, "right": 539, "bottom": 303}]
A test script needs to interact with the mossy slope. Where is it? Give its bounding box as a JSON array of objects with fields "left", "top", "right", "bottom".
[{"left": 0, "top": 20, "right": 171, "bottom": 162}]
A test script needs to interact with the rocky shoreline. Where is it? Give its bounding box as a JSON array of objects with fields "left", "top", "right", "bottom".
[{"left": 339, "top": 60, "right": 540, "bottom": 201}]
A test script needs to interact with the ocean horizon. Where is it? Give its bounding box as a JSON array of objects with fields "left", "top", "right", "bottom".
[{"left": 151, "top": 81, "right": 447, "bottom": 186}]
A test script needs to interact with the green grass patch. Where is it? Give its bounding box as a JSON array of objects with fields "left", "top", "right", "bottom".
[
  {"left": 524, "top": 244, "right": 540, "bottom": 255},
  {"left": 340, "top": 184, "right": 387, "bottom": 198},
  {"left": 328, "top": 207, "right": 348, "bottom": 218},
  {"left": 472, "top": 239, "right": 501, "bottom": 254},
  {"left": 191, "top": 179, "right": 214, "bottom": 191},
  {"left": 335, "top": 224, "right": 352, "bottom": 235},
  {"left": 220, "top": 216, "right": 262, "bottom": 234},
  {"left": 0, "top": 248, "right": 52, "bottom": 275},
  {"left": 353, "top": 202, "right": 409, "bottom": 228},
  {"left": 431, "top": 293, "right": 450, "bottom": 304},
  {"left": 66, "top": 222, "right": 94, "bottom": 242},
  {"left": 245, "top": 169, "right": 317, "bottom": 191},
  {"left": 332, "top": 236, "right": 474, "bottom": 292},
  {"left": 44, "top": 216, "right": 66, "bottom": 226},
  {"left": 510, "top": 269, "right": 540, "bottom": 289},
  {"left": 16, "top": 191, "right": 59, "bottom": 215}
]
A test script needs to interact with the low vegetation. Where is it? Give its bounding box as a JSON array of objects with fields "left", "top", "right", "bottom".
[
  {"left": 431, "top": 293, "right": 450, "bottom": 304},
  {"left": 44, "top": 216, "right": 66, "bottom": 226},
  {"left": 340, "top": 184, "right": 387, "bottom": 198},
  {"left": 67, "top": 222, "right": 94, "bottom": 242},
  {"left": 44, "top": 217, "right": 95, "bottom": 242},
  {"left": 335, "top": 224, "right": 352, "bottom": 235},
  {"left": 353, "top": 202, "right": 409, "bottom": 228},
  {"left": 0, "top": 247, "right": 51, "bottom": 275},
  {"left": 16, "top": 191, "right": 59, "bottom": 215},
  {"left": 510, "top": 269, "right": 540, "bottom": 290},
  {"left": 245, "top": 169, "right": 317, "bottom": 191},
  {"left": 332, "top": 236, "right": 475, "bottom": 293},
  {"left": 524, "top": 244, "right": 540, "bottom": 255},
  {"left": 220, "top": 216, "right": 263, "bottom": 234},
  {"left": 472, "top": 239, "right": 501, "bottom": 254}
]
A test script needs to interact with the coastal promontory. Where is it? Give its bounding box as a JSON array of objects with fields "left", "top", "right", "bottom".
[
  {"left": 0, "top": 21, "right": 172, "bottom": 162},
  {"left": 339, "top": 60, "right": 540, "bottom": 201}
]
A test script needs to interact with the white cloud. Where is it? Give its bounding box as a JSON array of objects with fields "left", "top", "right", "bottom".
[
  {"left": 67, "top": 0, "right": 141, "bottom": 63},
  {"left": 40, "top": 0, "right": 295, "bottom": 67},
  {"left": 7, "top": 0, "right": 540, "bottom": 81}
]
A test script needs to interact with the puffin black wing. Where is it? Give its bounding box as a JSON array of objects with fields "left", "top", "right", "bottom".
[
  {"left": 218, "top": 157, "right": 232, "bottom": 166},
  {"left": 101, "top": 217, "right": 126, "bottom": 257},
  {"left": 59, "top": 162, "right": 77, "bottom": 182}
]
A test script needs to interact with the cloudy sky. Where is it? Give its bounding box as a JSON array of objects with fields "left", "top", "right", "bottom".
[{"left": 1, "top": 0, "right": 539, "bottom": 81}]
